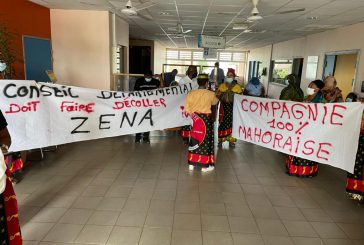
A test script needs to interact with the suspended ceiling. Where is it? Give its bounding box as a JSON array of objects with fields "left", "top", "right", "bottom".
[{"left": 30, "top": 0, "right": 364, "bottom": 50}]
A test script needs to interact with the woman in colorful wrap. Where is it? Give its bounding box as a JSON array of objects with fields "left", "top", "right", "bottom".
[
  {"left": 243, "top": 77, "right": 265, "bottom": 97},
  {"left": 0, "top": 110, "right": 23, "bottom": 245},
  {"left": 216, "top": 68, "right": 242, "bottom": 146},
  {"left": 279, "top": 74, "right": 304, "bottom": 102},
  {"left": 285, "top": 80, "right": 325, "bottom": 177},
  {"left": 345, "top": 93, "right": 364, "bottom": 203},
  {"left": 322, "top": 76, "right": 343, "bottom": 103},
  {"left": 179, "top": 65, "right": 198, "bottom": 145},
  {"left": 185, "top": 74, "right": 219, "bottom": 172}
]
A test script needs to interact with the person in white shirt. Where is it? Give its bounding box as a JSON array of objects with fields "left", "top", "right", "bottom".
[
  {"left": 179, "top": 65, "right": 198, "bottom": 89},
  {"left": 209, "top": 62, "right": 225, "bottom": 87}
]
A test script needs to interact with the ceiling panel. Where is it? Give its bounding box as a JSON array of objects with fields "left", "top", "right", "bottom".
[{"left": 30, "top": 0, "right": 364, "bottom": 49}]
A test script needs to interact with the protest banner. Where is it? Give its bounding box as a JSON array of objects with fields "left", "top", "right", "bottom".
[
  {"left": 0, "top": 80, "right": 192, "bottom": 152},
  {"left": 232, "top": 95, "right": 364, "bottom": 173}
]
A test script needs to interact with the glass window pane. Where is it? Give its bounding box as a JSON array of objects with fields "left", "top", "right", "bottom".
[
  {"left": 179, "top": 51, "right": 192, "bottom": 60},
  {"left": 233, "top": 52, "right": 246, "bottom": 62},
  {"left": 167, "top": 50, "right": 179, "bottom": 59},
  {"left": 193, "top": 51, "right": 203, "bottom": 60},
  {"left": 219, "top": 52, "right": 232, "bottom": 61}
]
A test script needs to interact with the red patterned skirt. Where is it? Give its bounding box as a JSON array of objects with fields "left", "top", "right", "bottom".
[
  {"left": 346, "top": 133, "right": 364, "bottom": 201},
  {"left": 188, "top": 113, "right": 215, "bottom": 168},
  {"left": 5, "top": 153, "right": 23, "bottom": 174},
  {"left": 0, "top": 170, "right": 22, "bottom": 244},
  {"left": 286, "top": 155, "right": 318, "bottom": 178},
  {"left": 180, "top": 125, "right": 191, "bottom": 145},
  {"left": 218, "top": 102, "right": 233, "bottom": 140}
]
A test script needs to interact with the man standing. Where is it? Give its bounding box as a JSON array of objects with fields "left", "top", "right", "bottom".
[
  {"left": 209, "top": 62, "right": 225, "bottom": 88},
  {"left": 134, "top": 70, "right": 160, "bottom": 143},
  {"left": 164, "top": 69, "right": 178, "bottom": 87}
]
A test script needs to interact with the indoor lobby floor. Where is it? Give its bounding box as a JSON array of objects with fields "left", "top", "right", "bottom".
[{"left": 15, "top": 132, "right": 364, "bottom": 245}]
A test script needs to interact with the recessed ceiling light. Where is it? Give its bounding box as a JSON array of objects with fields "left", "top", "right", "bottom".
[
  {"left": 159, "top": 12, "right": 170, "bottom": 15},
  {"left": 307, "top": 16, "right": 319, "bottom": 20}
]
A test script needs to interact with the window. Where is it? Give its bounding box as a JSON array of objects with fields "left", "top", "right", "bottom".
[
  {"left": 193, "top": 51, "right": 203, "bottom": 60},
  {"left": 233, "top": 52, "right": 246, "bottom": 62},
  {"left": 306, "top": 56, "right": 319, "bottom": 80},
  {"left": 166, "top": 50, "right": 178, "bottom": 60},
  {"left": 219, "top": 52, "right": 232, "bottom": 61},
  {"left": 165, "top": 49, "right": 248, "bottom": 79},
  {"left": 271, "top": 59, "right": 293, "bottom": 85}
]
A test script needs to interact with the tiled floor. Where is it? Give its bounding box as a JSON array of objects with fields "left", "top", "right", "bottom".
[{"left": 15, "top": 132, "right": 364, "bottom": 245}]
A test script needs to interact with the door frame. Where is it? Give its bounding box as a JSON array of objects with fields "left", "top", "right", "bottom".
[
  {"left": 322, "top": 49, "right": 361, "bottom": 93},
  {"left": 22, "top": 35, "right": 53, "bottom": 80}
]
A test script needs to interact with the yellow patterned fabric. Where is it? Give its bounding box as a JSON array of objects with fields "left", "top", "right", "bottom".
[
  {"left": 218, "top": 83, "right": 242, "bottom": 94},
  {"left": 218, "top": 83, "right": 228, "bottom": 92}
]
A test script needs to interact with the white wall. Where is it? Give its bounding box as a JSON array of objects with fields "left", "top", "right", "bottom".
[
  {"left": 249, "top": 22, "right": 364, "bottom": 99},
  {"left": 154, "top": 41, "right": 166, "bottom": 74},
  {"left": 51, "top": 10, "right": 111, "bottom": 90},
  {"left": 115, "top": 16, "right": 129, "bottom": 50},
  {"left": 111, "top": 14, "right": 129, "bottom": 90}
]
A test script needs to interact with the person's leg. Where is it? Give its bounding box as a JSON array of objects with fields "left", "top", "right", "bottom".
[
  {"left": 135, "top": 133, "right": 142, "bottom": 143},
  {"left": 143, "top": 132, "right": 150, "bottom": 143}
]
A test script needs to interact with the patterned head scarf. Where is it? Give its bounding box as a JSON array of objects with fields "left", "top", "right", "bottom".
[{"left": 227, "top": 68, "right": 236, "bottom": 77}]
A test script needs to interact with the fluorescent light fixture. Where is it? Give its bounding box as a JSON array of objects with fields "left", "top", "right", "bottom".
[
  {"left": 247, "top": 15, "right": 263, "bottom": 21},
  {"left": 233, "top": 23, "right": 249, "bottom": 30}
]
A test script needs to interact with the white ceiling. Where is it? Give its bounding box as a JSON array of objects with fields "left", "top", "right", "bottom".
[{"left": 30, "top": 0, "right": 364, "bottom": 50}]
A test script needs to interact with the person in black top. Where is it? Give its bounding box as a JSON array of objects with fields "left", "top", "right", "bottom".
[
  {"left": 164, "top": 69, "right": 178, "bottom": 87},
  {"left": 134, "top": 70, "right": 160, "bottom": 143}
]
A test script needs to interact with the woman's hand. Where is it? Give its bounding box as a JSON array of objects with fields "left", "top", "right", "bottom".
[{"left": 1, "top": 144, "right": 8, "bottom": 154}]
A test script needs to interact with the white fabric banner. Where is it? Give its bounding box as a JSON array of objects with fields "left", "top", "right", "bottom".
[
  {"left": 232, "top": 95, "right": 364, "bottom": 173},
  {"left": 0, "top": 80, "right": 192, "bottom": 152}
]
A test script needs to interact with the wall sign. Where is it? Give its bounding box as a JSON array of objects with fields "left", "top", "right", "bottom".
[{"left": 198, "top": 35, "right": 226, "bottom": 49}]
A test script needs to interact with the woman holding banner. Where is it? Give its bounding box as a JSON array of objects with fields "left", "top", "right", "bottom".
[
  {"left": 216, "top": 68, "right": 242, "bottom": 146},
  {"left": 185, "top": 74, "right": 219, "bottom": 172},
  {"left": 322, "top": 76, "right": 343, "bottom": 103},
  {"left": 285, "top": 80, "right": 325, "bottom": 178},
  {"left": 0, "top": 110, "right": 23, "bottom": 244},
  {"left": 345, "top": 93, "right": 364, "bottom": 202}
]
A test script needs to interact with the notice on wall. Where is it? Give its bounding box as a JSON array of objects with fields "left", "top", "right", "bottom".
[
  {"left": 0, "top": 80, "right": 192, "bottom": 152},
  {"left": 203, "top": 48, "right": 218, "bottom": 59},
  {"left": 232, "top": 95, "right": 364, "bottom": 173}
]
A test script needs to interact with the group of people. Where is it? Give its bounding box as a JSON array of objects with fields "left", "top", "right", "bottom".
[
  {"left": 125, "top": 65, "right": 364, "bottom": 202},
  {"left": 279, "top": 74, "right": 364, "bottom": 203},
  {"left": 177, "top": 66, "right": 363, "bottom": 203},
  {"left": 183, "top": 66, "right": 262, "bottom": 172}
]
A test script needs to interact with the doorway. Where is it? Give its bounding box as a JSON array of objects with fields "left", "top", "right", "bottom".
[
  {"left": 23, "top": 36, "right": 53, "bottom": 82},
  {"left": 323, "top": 51, "right": 359, "bottom": 98},
  {"left": 292, "top": 57, "right": 304, "bottom": 87},
  {"left": 129, "top": 46, "right": 151, "bottom": 74}
]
